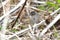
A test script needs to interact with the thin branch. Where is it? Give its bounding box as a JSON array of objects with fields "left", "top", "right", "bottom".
[
  {"left": 7, "top": 28, "right": 30, "bottom": 39},
  {"left": 1, "top": 0, "right": 10, "bottom": 40},
  {"left": 30, "top": 6, "right": 50, "bottom": 13},
  {"left": 6, "top": 31, "right": 20, "bottom": 40},
  {"left": 0, "top": 0, "right": 25, "bottom": 21},
  {"left": 32, "top": 1, "right": 46, "bottom": 4},
  {"left": 39, "top": 14, "right": 60, "bottom": 37},
  {"left": 50, "top": 8, "right": 60, "bottom": 16},
  {"left": 11, "top": 0, "right": 27, "bottom": 28}
]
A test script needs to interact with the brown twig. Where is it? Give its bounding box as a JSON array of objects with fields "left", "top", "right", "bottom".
[{"left": 11, "top": 0, "right": 27, "bottom": 28}]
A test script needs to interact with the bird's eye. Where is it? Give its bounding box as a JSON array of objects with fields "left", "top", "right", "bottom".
[{"left": 30, "top": 11, "right": 36, "bottom": 16}]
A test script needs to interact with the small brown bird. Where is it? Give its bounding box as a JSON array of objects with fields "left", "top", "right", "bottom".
[{"left": 30, "top": 11, "right": 40, "bottom": 25}]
